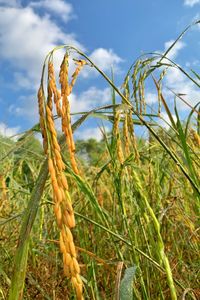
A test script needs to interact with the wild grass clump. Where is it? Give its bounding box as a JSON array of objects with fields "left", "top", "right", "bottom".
[{"left": 0, "top": 22, "right": 199, "bottom": 300}]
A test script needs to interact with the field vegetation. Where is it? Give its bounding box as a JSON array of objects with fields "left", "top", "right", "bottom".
[{"left": 0, "top": 23, "right": 199, "bottom": 299}]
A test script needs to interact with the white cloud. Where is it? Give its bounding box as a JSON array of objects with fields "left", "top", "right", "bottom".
[
  {"left": 29, "top": 0, "right": 74, "bottom": 22},
  {"left": 145, "top": 92, "right": 158, "bottom": 104},
  {"left": 191, "top": 14, "right": 200, "bottom": 30},
  {"left": 165, "top": 67, "right": 186, "bottom": 87},
  {"left": 70, "top": 86, "right": 111, "bottom": 113},
  {"left": 157, "top": 112, "right": 177, "bottom": 130},
  {"left": 0, "top": 4, "right": 83, "bottom": 89},
  {"left": 184, "top": 0, "right": 200, "bottom": 7},
  {"left": 8, "top": 86, "right": 112, "bottom": 126},
  {"left": 152, "top": 40, "right": 185, "bottom": 70},
  {"left": 185, "top": 59, "right": 200, "bottom": 67},
  {"left": 75, "top": 126, "right": 109, "bottom": 141},
  {"left": 0, "top": 122, "right": 20, "bottom": 137},
  {"left": 162, "top": 40, "right": 185, "bottom": 61},
  {"left": 90, "top": 48, "right": 123, "bottom": 70},
  {"left": 0, "top": 3, "right": 123, "bottom": 90},
  {"left": 8, "top": 93, "right": 38, "bottom": 123},
  {"left": 13, "top": 72, "right": 33, "bottom": 89},
  {"left": 82, "top": 48, "right": 123, "bottom": 77},
  {"left": 152, "top": 38, "right": 200, "bottom": 111},
  {"left": 0, "top": 1, "right": 123, "bottom": 133},
  {"left": 164, "top": 67, "right": 200, "bottom": 110}
]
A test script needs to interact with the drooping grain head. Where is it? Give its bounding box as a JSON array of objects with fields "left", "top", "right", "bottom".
[{"left": 37, "top": 52, "right": 85, "bottom": 299}]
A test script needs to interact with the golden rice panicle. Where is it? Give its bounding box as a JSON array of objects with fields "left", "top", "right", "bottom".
[
  {"left": 38, "top": 54, "right": 83, "bottom": 299},
  {"left": 190, "top": 128, "right": 200, "bottom": 147},
  {"left": 59, "top": 54, "right": 79, "bottom": 174},
  {"left": 37, "top": 86, "right": 48, "bottom": 154},
  {"left": 45, "top": 105, "right": 65, "bottom": 171},
  {"left": 47, "top": 63, "right": 53, "bottom": 112},
  {"left": 61, "top": 96, "right": 74, "bottom": 151},
  {"left": 48, "top": 158, "right": 84, "bottom": 299},
  {"left": 48, "top": 62, "right": 62, "bottom": 116},
  {"left": 0, "top": 175, "right": 7, "bottom": 200},
  {"left": 48, "top": 158, "right": 73, "bottom": 229},
  {"left": 46, "top": 106, "right": 82, "bottom": 295},
  {"left": 45, "top": 108, "right": 62, "bottom": 177},
  {"left": 59, "top": 54, "right": 70, "bottom": 96},
  {"left": 113, "top": 110, "right": 120, "bottom": 137},
  {"left": 0, "top": 174, "right": 8, "bottom": 203},
  {"left": 70, "top": 59, "right": 87, "bottom": 92},
  {"left": 0, "top": 174, "right": 8, "bottom": 214},
  {"left": 60, "top": 228, "right": 84, "bottom": 300},
  {"left": 61, "top": 94, "right": 79, "bottom": 174}
]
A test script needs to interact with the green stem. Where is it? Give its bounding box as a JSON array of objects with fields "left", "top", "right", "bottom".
[
  {"left": 132, "top": 170, "right": 177, "bottom": 300},
  {"left": 8, "top": 160, "right": 48, "bottom": 300}
]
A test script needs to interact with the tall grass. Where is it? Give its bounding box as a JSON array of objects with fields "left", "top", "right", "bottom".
[{"left": 0, "top": 23, "right": 199, "bottom": 299}]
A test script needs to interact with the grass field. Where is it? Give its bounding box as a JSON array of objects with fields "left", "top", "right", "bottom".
[{"left": 0, "top": 24, "right": 200, "bottom": 300}]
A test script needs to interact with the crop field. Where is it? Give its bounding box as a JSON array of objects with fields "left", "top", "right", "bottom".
[{"left": 0, "top": 24, "right": 200, "bottom": 300}]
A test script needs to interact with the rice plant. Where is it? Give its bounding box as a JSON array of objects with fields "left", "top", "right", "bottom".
[{"left": 0, "top": 22, "right": 199, "bottom": 300}]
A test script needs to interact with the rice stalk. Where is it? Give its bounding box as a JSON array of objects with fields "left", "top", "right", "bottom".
[
  {"left": 37, "top": 54, "right": 87, "bottom": 299},
  {"left": 131, "top": 170, "right": 177, "bottom": 300}
]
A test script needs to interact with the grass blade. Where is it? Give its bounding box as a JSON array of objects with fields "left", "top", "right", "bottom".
[{"left": 8, "top": 160, "right": 48, "bottom": 300}]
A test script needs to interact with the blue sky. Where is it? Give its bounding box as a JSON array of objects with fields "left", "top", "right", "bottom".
[{"left": 0, "top": 0, "right": 200, "bottom": 140}]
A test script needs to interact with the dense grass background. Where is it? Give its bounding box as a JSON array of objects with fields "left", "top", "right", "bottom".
[{"left": 0, "top": 113, "right": 199, "bottom": 299}]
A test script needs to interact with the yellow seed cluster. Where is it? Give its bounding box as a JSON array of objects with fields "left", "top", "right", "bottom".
[
  {"left": 1, "top": 176, "right": 7, "bottom": 201},
  {"left": 59, "top": 56, "right": 86, "bottom": 175},
  {"left": 45, "top": 104, "right": 83, "bottom": 299},
  {"left": 38, "top": 86, "right": 48, "bottom": 154},
  {"left": 48, "top": 62, "right": 62, "bottom": 116},
  {"left": 70, "top": 60, "right": 87, "bottom": 92},
  {"left": 0, "top": 174, "right": 8, "bottom": 213},
  {"left": 37, "top": 53, "right": 86, "bottom": 299},
  {"left": 190, "top": 128, "right": 200, "bottom": 147},
  {"left": 48, "top": 157, "right": 83, "bottom": 299}
]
